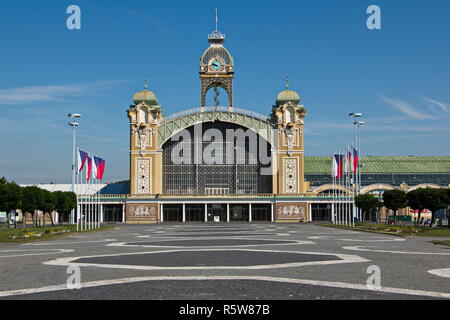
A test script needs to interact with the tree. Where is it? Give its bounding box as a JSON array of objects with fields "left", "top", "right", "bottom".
[
  {"left": 54, "top": 191, "right": 76, "bottom": 224},
  {"left": 420, "top": 188, "right": 448, "bottom": 226},
  {"left": 21, "top": 186, "right": 44, "bottom": 227},
  {"left": 0, "top": 180, "right": 23, "bottom": 228},
  {"left": 382, "top": 189, "right": 408, "bottom": 224},
  {"left": 407, "top": 188, "right": 431, "bottom": 226},
  {"left": 355, "top": 194, "right": 382, "bottom": 222},
  {"left": 41, "top": 189, "right": 57, "bottom": 226},
  {"left": 0, "top": 183, "right": 9, "bottom": 212}
]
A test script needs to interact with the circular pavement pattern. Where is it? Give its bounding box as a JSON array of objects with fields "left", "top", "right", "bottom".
[
  {"left": 156, "top": 232, "right": 272, "bottom": 237},
  {"left": 1, "top": 279, "right": 436, "bottom": 300},
  {"left": 124, "top": 239, "right": 299, "bottom": 247},
  {"left": 73, "top": 250, "right": 339, "bottom": 267}
]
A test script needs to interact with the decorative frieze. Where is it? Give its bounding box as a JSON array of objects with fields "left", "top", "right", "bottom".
[
  {"left": 135, "top": 158, "right": 151, "bottom": 194},
  {"left": 285, "top": 158, "right": 297, "bottom": 193},
  {"left": 275, "top": 202, "right": 307, "bottom": 221}
]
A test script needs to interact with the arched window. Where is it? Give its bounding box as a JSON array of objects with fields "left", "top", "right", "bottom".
[
  {"left": 139, "top": 107, "right": 148, "bottom": 123},
  {"left": 286, "top": 106, "right": 295, "bottom": 124}
]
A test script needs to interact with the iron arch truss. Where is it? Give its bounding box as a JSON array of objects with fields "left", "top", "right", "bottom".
[{"left": 157, "top": 107, "right": 275, "bottom": 148}]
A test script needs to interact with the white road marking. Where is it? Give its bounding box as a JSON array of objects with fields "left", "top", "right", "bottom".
[
  {"left": 105, "top": 238, "right": 315, "bottom": 248},
  {"left": 0, "top": 249, "right": 74, "bottom": 258},
  {"left": 309, "top": 236, "right": 405, "bottom": 242},
  {"left": 428, "top": 268, "right": 450, "bottom": 279},
  {"left": 23, "top": 239, "right": 117, "bottom": 246},
  {"left": 136, "top": 232, "right": 279, "bottom": 238},
  {"left": 0, "top": 275, "right": 449, "bottom": 299},
  {"left": 43, "top": 248, "right": 369, "bottom": 271},
  {"left": 343, "top": 246, "right": 450, "bottom": 255}
]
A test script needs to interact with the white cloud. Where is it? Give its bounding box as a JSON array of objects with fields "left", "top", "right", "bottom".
[
  {"left": 379, "top": 95, "right": 437, "bottom": 120},
  {"left": 424, "top": 97, "right": 449, "bottom": 113},
  {"left": 0, "top": 80, "right": 126, "bottom": 105}
]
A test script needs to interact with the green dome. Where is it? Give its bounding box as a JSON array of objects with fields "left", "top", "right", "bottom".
[
  {"left": 133, "top": 89, "right": 158, "bottom": 106},
  {"left": 276, "top": 89, "right": 300, "bottom": 105}
]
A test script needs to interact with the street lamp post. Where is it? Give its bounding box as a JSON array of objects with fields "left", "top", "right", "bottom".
[
  {"left": 355, "top": 120, "right": 364, "bottom": 220},
  {"left": 349, "top": 113, "right": 363, "bottom": 223},
  {"left": 69, "top": 113, "right": 81, "bottom": 225}
]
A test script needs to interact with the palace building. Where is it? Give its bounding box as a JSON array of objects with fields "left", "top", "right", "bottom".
[
  {"left": 124, "top": 27, "right": 311, "bottom": 224},
  {"left": 30, "top": 26, "right": 450, "bottom": 224}
]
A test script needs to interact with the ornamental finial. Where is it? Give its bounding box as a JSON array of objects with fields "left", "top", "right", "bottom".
[
  {"left": 144, "top": 76, "right": 148, "bottom": 90},
  {"left": 285, "top": 76, "right": 290, "bottom": 89}
]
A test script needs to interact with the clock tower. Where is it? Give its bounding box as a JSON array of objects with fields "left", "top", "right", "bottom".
[{"left": 199, "top": 23, "right": 234, "bottom": 110}]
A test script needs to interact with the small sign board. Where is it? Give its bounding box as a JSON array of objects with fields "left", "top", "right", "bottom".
[{"left": 214, "top": 216, "right": 220, "bottom": 223}]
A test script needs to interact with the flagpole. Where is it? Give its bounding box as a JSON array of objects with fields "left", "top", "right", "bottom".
[
  {"left": 331, "top": 154, "right": 335, "bottom": 225},
  {"left": 89, "top": 154, "right": 92, "bottom": 230},
  {"left": 76, "top": 148, "right": 79, "bottom": 231},
  {"left": 95, "top": 176, "right": 99, "bottom": 229},
  {"left": 81, "top": 160, "right": 84, "bottom": 231},
  {"left": 346, "top": 146, "right": 349, "bottom": 226}
]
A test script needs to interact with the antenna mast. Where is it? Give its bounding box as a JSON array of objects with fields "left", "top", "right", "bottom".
[{"left": 215, "top": 8, "right": 218, "bottom": 32}]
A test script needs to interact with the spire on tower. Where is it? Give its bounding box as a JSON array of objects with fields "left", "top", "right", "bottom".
[
  {"left": 208, "top": 8, "right": 225, "bottom": 43},
  {"left": 285, "top": 76, "right": 290, "bottom": 89},
  {"left": 215, "top": 8, "right": 218, "bottom": 32},
  {"left": 144, "top": 76, "right": 148, "bottom": 90}
]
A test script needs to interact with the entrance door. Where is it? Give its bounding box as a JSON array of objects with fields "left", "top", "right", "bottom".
[
  {"left": 163, "top": 204, "right": 183, "bottom": 222},
  {"left": 103, "top": 205, "right": 123, "bottom": 223},
  {"left": 186, "top": 204, "right": 204, "bottom": 222},
  {"left": 207, "top": 204, "right": 227, "bottom": 222},
  {"left": 311, "top": 204, "right": 332, "bottom": 221},
  {"left": 252, "top": 204, "right": 272, "bottom": 222}
]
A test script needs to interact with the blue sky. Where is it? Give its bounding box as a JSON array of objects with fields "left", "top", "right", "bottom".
[{"left": 0, "top": 0, "right": 449, "bottom": 184}]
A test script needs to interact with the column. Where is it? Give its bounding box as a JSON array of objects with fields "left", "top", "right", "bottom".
[
  {"left": 100, "top": 204, "right": 104, "bottom": 223},
  {"left": 227, "top": 204, "right": 230, "bottom": 222},
  {"left": 271, "top": 203, "right": 274, "bottom": 222},
  {"left": 122, "top": 204, "right": 125, "bottom": 223},
  {"left": 331, "top": 203, "right": 335, "bottom": 223},
  {"left": 161, "top": 204, "right": 164, "bottom": 223},
  {"left": 182, "top": 203, "right": 186, "bottom": 223},
  {"left": 249, "top": 203, "right": 252, "bottom": 222},
  {"left": 308, "top": 203, "right": 312, "bottom": 222},
  {"left": 204, "top": 203, "right": 208, "bottom": 222}
]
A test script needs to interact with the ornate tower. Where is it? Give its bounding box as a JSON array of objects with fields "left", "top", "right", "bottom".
[
  {"left": 127, "top": 79, "right": 163, "bottom": 195},
  {"left": 272, "top": 78, "right": 309, "bottom": 195},
  {"left": 199, "top": 23, "right": 234, "bottom": 110}
]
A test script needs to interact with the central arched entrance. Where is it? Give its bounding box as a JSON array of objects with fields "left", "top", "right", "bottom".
[{"left": 162, "top": 121, "right": 273, "bottom": 195}]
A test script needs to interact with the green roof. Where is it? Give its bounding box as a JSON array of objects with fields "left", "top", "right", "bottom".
[{"left": 305, "top": 156, "right": 450, "bottom": 174}]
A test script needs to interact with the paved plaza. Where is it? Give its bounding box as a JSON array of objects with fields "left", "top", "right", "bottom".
[{"left": 1, "top": 223, "right": 450, "bottom": 300}]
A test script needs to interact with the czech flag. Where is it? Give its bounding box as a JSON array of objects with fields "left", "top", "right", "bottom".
[
  {"left": 77, "top": 149, "right": 89, "bottom": 172},
  {"left": 86, "top": 156, "right": 92, "bottom": 181},
  {"left": 333, "top": 154, "right": 344, "bottom": 178},
  {"left": 94, "top": 156, "right": 106, "bottom": 180},
  {"left": 345, "top": 148, "right": 352, "bottom": 174},
  {"left": 352, "top": 147, "right": 359, "bottom": 173}
]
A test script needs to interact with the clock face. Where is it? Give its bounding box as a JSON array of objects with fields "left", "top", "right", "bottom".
[{"left": 210, "top": 59, "right": 223, "bottom": 71}]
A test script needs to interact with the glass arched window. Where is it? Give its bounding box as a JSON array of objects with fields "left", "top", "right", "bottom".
[
  {"left": 139, "top": 107, "right": 148, "bottom": 123},
  {"left": 286, "top": 106, "right": 295, "bottom": 124}
]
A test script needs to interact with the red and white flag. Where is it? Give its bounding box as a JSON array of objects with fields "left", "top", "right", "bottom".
[
  {"left": 86, "top": 156, "right": 92, "bottom": 181},
  {"left": 333, "top": 154, "right": 344, "bottom": 178}
]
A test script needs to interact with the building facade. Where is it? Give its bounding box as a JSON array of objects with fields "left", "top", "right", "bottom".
[{"left": 69, "top": 28, "right": 450, "bottom": 224}]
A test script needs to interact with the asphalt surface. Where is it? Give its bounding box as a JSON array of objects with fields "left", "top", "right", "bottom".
[{"left": 1, "top": 223, "right": 450, "bottom": 300}]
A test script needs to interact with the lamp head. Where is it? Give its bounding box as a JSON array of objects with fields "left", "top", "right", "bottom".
[
  {"left": 69, "top": 122, "right": 79, "bottom": 127},
  {"left": 68, "top": 113, "right": 82, "bottom": 118}
]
